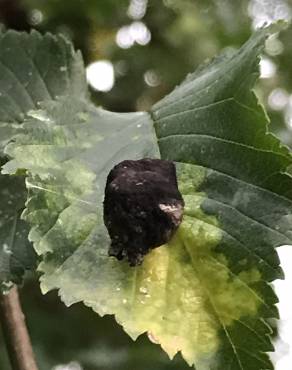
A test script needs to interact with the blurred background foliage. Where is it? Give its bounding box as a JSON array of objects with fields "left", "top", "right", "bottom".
[{"left": 0, "top": 0, "right": 292, "bottom": 369}]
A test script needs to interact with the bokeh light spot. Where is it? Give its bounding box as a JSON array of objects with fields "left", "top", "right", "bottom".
[
  {"left": 116, "top": 26, "right": 135, "bottom": 49},
  {"left": 268, "top": 88, "right": 289, "bottom": 111},
  {"left": 86, "top": 61, "right": 115, "bottom": 92},
  {"left": 144, "top": 70, "right": 161, "bottom": 87},
  {"left": 29, "top": 9, "right": 44, "bottom": 26},
  {"left": 116, "top": 22, "right": 151, "bottom": 49},
  {"left": 129, "top": 22, "right": 151, "bottom": 45},
  {"left": 260, "top": 57, "right": 277, "bottom": 79},
  {"left": 127, "top": 0, "right": 148, "bottom": 20}
]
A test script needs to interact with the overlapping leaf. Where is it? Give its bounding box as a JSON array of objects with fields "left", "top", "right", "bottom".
[
  {"left": 3, "top": 25, "right": 292, "bottom": 370},
  {"left": 0, "top": 162, "right": 36, "bottom": 291},
  {"left": 0, "top": 29, "right": 87, "bottom": 153},
  {"left": 0, "top": 29, "right": 87, "bottom": 287}
]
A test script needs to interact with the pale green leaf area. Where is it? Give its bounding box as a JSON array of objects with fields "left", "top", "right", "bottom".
[
  {"left": 3, "top": 24, "right": 292, "bottom": 370},
  {"left": 28, "top": 163, "right": 267, "bottom": 369},
  {"left": 0, "top": 29, "right": 87, "bottom": 154},
  {"left": 3, "top": 96, "right": 159, "bottom": 276}
]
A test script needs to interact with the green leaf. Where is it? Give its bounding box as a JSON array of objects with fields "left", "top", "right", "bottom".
[
  {"left": 0, "top": 29, "right": 87, "bottom": 287},
  {"left": 0, "top": 29, "right": 87, "bottom": 154},
  {"left": 3, "top": 96, "right": 159, "bottom": 281},
  {"left": 0, "top": 166, "right": 36, "bottom": 291},
  {"left": 3, "top": 24, "right": 292, "bottom": 369},
  {"left": 150, "top": 24, "right": 292, "bottom": 368}
]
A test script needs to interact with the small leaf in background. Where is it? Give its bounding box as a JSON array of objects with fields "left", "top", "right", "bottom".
[{"left": 3, "top": 24, "right": 292, "bottom": 370}]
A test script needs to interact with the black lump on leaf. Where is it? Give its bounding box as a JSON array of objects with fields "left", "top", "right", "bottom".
[{"left": 103, "top": 158, "right": 184, "bottom": 266}]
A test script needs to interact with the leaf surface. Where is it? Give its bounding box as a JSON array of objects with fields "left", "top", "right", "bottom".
[
  {"left": 3, "top": 96, "right": 159, "bottom": 283},
  {"left": 0, "top": 29, "right": 87, "bottom": 154},
  {"left": 150, "top": 24, "right": 292, "bottom": 368},
  {"left": 0, "top": 164, "right": 36, "bottom": 291},
  {"left": 0, "top": 29, "right": 87, "bottom": 287},
  {"left": 3, "top": 25, "right": 292, "bottom": 369}
]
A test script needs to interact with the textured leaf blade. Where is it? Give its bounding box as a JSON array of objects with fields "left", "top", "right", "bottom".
[
  {"left": 152, "top": 25, "right": 290, "bottom": 161},
  {"left": 0, "top": 29, "right": 87, "bottom": 153},
  {"left": 0, "top": 29, "right": 87, "bottom": 287},
  {"left": 150, "top": 24, "right": 292, "bottom": 369},
  {"left": 3, "top": 25, "right": 292, "bottom": 370},
  {"left": 0, "top": 168, "right": 36, "bottom": 291},
  {"left": 3, "top": 96, "right": 160, "bottom": 283}
]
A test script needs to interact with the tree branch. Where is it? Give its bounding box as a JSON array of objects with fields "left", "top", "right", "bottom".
[{"left": 0, "top": 286, "right": 38, "bottom": 370}]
